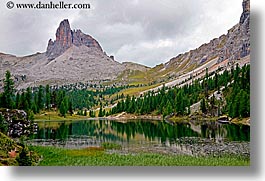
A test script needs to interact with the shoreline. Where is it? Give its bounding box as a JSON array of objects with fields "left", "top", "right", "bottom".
[{"left": 34, "top": 111, "right": 250, "bottom": 126}]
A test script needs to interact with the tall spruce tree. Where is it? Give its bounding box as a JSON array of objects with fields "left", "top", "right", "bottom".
[
  {"left": 3, "top": 70, "right": 15, "bottom": 108},
  {"left": 59, "top": 100, "right": 67, "bottom": 117},
  {"left": 200, "top": 98, "right": 207, "bottom": 114},
  {"left": 45, "top": 85, "right": 51, "bottom": 110},
  {"left": 37, "top": 85, "right": 44, "bottom": 110}
]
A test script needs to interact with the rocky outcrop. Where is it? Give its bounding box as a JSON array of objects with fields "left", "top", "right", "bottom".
[
  {"left": 0, "top": 109, "right": 38, "bottom": 138},
  {"left": 166, "top": 0, "right": 250, "bottom": 69},
  {"left": 46, "top": 19, "right": 103, "bottom": 60}
]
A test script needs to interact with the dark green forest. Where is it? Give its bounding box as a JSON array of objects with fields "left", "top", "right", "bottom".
[
  {"left": 110, "top": 64, "right": 250, "bottom": 119},
  {"left": 0, "top": 64, "right": 250, "bottom": 119}
]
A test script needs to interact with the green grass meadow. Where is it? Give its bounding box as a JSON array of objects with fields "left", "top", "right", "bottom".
[{"left": 31, "top": 146, "right": 250, "bottom": 166}]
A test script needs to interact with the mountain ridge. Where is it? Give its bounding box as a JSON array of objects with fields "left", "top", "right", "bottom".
[
  {"left": 0, "top": 0, "right": 250, "bottom": 90},
  {"left": 161, "top": 0, "right": 250, "bottom": 74}
]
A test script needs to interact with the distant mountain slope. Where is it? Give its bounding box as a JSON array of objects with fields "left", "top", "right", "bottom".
[
  {"left": 116, "top": 0, "right": 250, "bottom": 88},
  {"left": 122, "top": 62, "right": 150, "bottom": 72},
  {"left": 154, "top": 0, "right": 250, "bottom": 77}
]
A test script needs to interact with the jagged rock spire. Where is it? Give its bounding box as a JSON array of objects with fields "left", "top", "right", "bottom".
[{"left": 46, "top": 19, "right": 102, "bottom": 60}]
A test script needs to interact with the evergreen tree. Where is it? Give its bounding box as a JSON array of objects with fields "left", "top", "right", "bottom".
[
  {"left": 98, "top": 106, "right": 104, "bottom": 117},
  {"left": 15, "top": 92, "right": 20, "bottom": 108},
  {"left": 37, "top": 85, "right": 44, "bottom": 110},
  {"left": 33, "top": 95, "right": 39, "bottom": 113},
  {"left": 214, "top": 72, "right": 220, "bottom": 92},
  {"left": 25, "top": 87, "right": 32, "bottom": 109},
  {"left": 59, "top": 100, "right": 67, "bottom": 117},
  {"left": 45, "top": 85, "right": 51, "bottom": 110},
  {"left": 68, "top": 100, "right": 73, "bottom": 116},
  {"left": 16, "top": 145, "right": 32, "bottom": 166},
  {"left": 27, "top": 110, "right": 35, "bottom": 122},
  {"left": 200, "top": 98, "right": 207, "bottom": 114},
  {"left": 209, "top": 96, "right": 216, "bottom": 116},
  {"left": 231, "top": 93, "right": 240, "bottom": 118},
  {"left": 3, "top": 70, "right": 15, "bottom": 108},
  {"left": 0, "top": 94, "right": 3, "bottom": 108},
  {"left": 89, "top": 110, "right": 95, "bottom": 117},
  {"left": 238, "top": 90, "right": 249, "bottom": 118}
]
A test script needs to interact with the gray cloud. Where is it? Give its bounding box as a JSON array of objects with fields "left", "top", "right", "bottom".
[{"left": 0, "top": 0, "right": 242, "bottom": 67}]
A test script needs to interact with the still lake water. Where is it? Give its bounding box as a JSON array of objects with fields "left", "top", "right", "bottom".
[{"left": 29, "top": 119, "right": 250, "bottom": 155}]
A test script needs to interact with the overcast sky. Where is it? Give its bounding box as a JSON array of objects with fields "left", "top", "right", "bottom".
[{"left": 0, "top": 0, "right": 243, "bottom": 67}]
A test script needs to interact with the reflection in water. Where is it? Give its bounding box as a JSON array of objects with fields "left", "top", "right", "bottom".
[{"left": 30, "top": 119, "right": 250, "bottom": 150}]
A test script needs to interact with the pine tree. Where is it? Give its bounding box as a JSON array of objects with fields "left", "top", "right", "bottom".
[
  {"left": 37, "top": 85, "right": 44, "bottom": 110},
  {"left": 16, "top": 145, "right": 32, "bottom": 166},
  {"left": 59, "top": 100, "right": 67, "bottom": 117},
  {"left": 98, "top": 106, "right": 103, "bottom": 117},
  {"left": 25, "top": 87, "right": 32, "bottom": 109},
  {"left": 68, "top": 100, "right": 73, "bottom": 116},
  {"left": 166, "top": 101, "right": 173, "bottom": 116},
  {"left": 45, "top": 85, "right": 51, "bottom": 110},
  {"left": 124, "top": 95, "right": 130, "bottom": 112},
  {"left": 200, "top": 98, "right": 207, "bottom": 114},
  {"left": 15, "top": 92, "right": 20, "bottom": 108},
  {"left": 84, "top": 110, "right": 87, "bottom": 116},
  {"left": 231, "top": 93, "right": 240, "bottom": 118},
  {"left": 3, "top": 70, "right": 15, "bottom": 108},
  {"left": 27, "top": 110, "right": 35, "bottom": 122},
  {"left": 33, "top": 95, "right": 39, "bottom": 113},
  {"left": 239, "top": 90, "right": 249, "bottom": 118},
  {"left": 89, "top": 110, "right": 95, "bottom": 117},
  {"left": 0, "top": 94, "right": 3, "bottom": 108}
]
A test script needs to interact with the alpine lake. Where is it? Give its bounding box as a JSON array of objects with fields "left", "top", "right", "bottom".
[{"left": 27, "top": 119, "right": 250, "bottom": 157}]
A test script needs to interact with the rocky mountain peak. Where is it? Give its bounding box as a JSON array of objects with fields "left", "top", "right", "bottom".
[
  {"left": 55, "top": 19, "right": 72, "bottom": 48},
  {"left": 46, "top": 19, "right": 103, "bottom": 60},
  {"left": 240, "top": 0, "right": 250, "bottom": 25}
]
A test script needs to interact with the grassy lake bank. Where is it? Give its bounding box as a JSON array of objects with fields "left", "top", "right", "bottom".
[{"left": 31, "top": 146, "right": 250, "bottom": 166}]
